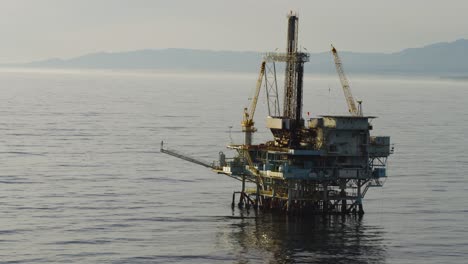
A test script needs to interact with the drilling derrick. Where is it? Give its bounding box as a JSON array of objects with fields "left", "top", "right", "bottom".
[
  {"left": 283, "top": 14, "right": 301, "bottom": 122},
  {"left": 265, "top": 12, "right": 309, "bottom": 147},
  {"left": 161, "top": 13, "right": 393, "bottom": 215}
]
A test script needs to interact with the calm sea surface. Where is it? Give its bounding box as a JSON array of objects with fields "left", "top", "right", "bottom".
[{"left": 0, "top": 69, "right": 466, "bottom": 263}]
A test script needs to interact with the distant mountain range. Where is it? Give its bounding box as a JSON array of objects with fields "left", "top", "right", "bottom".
[{"left": 4, "top": 39, "right": 468, "bottom": 76}]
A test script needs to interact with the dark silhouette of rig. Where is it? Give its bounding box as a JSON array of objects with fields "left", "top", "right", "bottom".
[{"left": 162, "top": 12, "right": 393, "bottom": 215}]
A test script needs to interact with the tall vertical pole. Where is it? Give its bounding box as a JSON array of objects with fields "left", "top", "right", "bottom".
[
  {"left": 283, "top": 14, "right": 298, "bottom": 121},
  {"left": 296, "top": 62, "right": 304, "bottom": 123},
  {"left": 244, "top": 130, "right": 252, "bottom": 146}
]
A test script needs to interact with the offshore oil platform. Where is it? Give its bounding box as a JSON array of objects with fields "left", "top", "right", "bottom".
[{"left": 161, "top": 13, "right": 393, "bottom": 215}]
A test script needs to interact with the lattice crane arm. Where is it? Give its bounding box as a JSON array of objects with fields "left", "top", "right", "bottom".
[
  {"left": 242, "top": 61, "right": 266, "bottom": 128},
  {"left": 331, "top": 45, "right": 359, "bottom": 116}
]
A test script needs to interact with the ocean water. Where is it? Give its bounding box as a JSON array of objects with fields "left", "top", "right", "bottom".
[{"left": 0, "top": 69, "right": 467, "bottom": 263}]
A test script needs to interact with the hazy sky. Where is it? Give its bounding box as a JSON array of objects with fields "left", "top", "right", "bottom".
[{"left": 1, "top": 0, "right": 467, "bottom": 63}]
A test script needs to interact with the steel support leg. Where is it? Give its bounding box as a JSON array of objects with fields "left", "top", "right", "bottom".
[
  {"left": 238, "top": 175, "right": 245, "bottom": 208},
  {"left": 357, "top": 180, "right": 364, "bottom": 215}
]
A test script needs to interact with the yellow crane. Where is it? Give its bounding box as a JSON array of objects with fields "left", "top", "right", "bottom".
[
  {"left": 331, "top": 45, "right": 362, "bottom": 116},
  {"left": 241, "top": 61, "right": 266, "bottom": 145},
  {"left": 240, "top": 61, "right": 266, "bottom": 189}
]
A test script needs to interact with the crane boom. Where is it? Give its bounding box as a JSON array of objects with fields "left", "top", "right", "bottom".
[
  {"left": 241, "top": 61, "right": 266, "bottom": 145},
  {"left": 246, "top": 61, "right": 266, "bottom": 122},
  {"left": 331, "top": 45, "right": 359, "bottom": 116}
]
